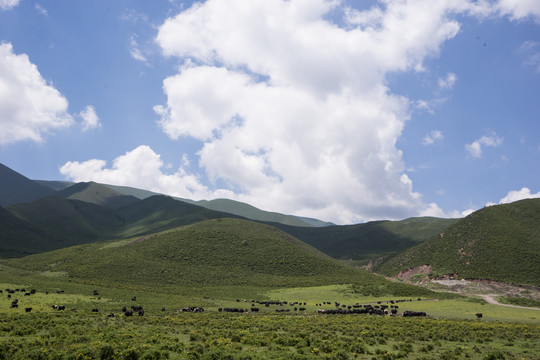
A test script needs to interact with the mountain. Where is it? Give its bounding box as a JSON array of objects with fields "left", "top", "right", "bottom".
[
  {"left": 0, "top": 163, "right": 56, "bottom": 206},
  {"left": 271, "top": 217, "right": 458, "bottom": 261},
  {"left": 34, "top": 180, "right": 73, "bottom": 191},
  {"left": 185, "top": 198, "right": 318, "bottom": 227},
  {"left": 4, "top": 218, "right": 435, "bottom": 295},
  {"left": 374, "top": 199, "right": 540, "bottom": 286},
  {"left": 115, "top": 195, "right": 243, "bottom": 237},
  {"left": 6, "top": 196, "right": 125, "bottom": 250},
  {"left": 0, "top": 206, "right": 47, "bottom": 258},
  {"left": 57, "top": 182, "right": 139, "bottom": 208}
]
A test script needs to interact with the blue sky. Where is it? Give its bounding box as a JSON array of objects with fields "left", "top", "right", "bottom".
[{"left": 0, "top": 0, "right": 539, "bottom": 224}]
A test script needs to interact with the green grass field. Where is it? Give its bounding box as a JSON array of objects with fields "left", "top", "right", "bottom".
[{"left": 1, "top": 274, "right": 538, "bottom": 360}]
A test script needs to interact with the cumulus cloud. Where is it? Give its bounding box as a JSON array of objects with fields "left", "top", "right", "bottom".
[
  {"left": 422, "top": 130, "right": 444, "bottom": 145},
  {"left": 60, "top": 145, "right": 211, "bottom": 199},
  {"left": 78, "top": 105, "right": 101, "bottom": 131},
  {"left": 0, "top": 0, "right": 19, "bottom": 10},
  {"left": 498, "top": 187, "right": 540, "bottom": 204},
  {"left": 148, "top": 0, "right": 540, "bottom": 224},
  {"left": 465, "top": 133, "right": 504, "bottom": 158},
  {"left": 0, "top": 42, "right": 73, "bottom": 145},
  {"left": 495, "top": 0, "right": 540, "bottom": 23}
]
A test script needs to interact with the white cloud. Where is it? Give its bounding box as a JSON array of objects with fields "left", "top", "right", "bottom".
[
  {"left": 0, "top": 42, "right": 73, "bottom": 145},
  {"left": 0, "top": 0, "right": 19, "bottom": 10},
  {"left": 35, "top": 3, "right": 48, "bottom": 16},
  {"left": 149, "top": 0, "right": 540, "bottom": 224},
  {"left": 465, "top": 133, "right": 503, "bottom": 158},
  {"left": 129, "top": 35, "right": 148, "bottom": 64},
  {"left": 495, "top": 0, "right": 540, "bottom": 23},
  {"left": 422, "top": 130, "right": 444, "bottom": 145},
  {"left": 438, "top": 72, "right": 457, "bottom": 90},
  {"left": 78, "top": 105, "right": 101, "bottom": 131},
  {"left": 498, "top": 187, "right": 540, "bottom": 204},
  {"left": 60, "top": 145, "right": 211, "bottom": 200}
]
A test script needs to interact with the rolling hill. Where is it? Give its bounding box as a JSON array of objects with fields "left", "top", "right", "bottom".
[
  {"left": 374, "top": 199, "right": 540, "bottom": 286},
  {"left": 4, "top": 218, "right": 435, "bottom": 295},
  {"left": 57, "top": 181, "right": 140, "bottom": 208},
  {"left": 272, "top": 217, "right": 458, "bottom": 261},
  {"left": 0, "top": 163, "right": 56, "bottom": 206}
]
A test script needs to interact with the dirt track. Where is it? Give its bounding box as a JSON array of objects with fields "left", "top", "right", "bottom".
[{"left": 480, "top": 295, "right": 540, "bottom": 311}]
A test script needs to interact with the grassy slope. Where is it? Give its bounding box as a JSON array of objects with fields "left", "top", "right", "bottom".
[
  {"left": 6, "top": 197, "right": 125, "bottom": 249},
  {"left": 0, "top": 207, "right": 48, "bottom": 258},
  {"left": 57, "top": 182, "right": 140, "bottom": 208},
  {"left": 374, "top": 199, "right": 540, "bottom": 286},
  {"left": 187, "top": 198, "right": 314, "bottom": 227},
  {"left": 272, "top": 217, "right": 458, "bottom": 261},
  {"left": 4, "top": 218, "right": 435, "bottom": 296}
]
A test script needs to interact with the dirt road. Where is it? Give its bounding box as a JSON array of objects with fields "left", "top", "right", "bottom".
[{"left": 481, "top": 295, "right": 540, "bottom": 310}]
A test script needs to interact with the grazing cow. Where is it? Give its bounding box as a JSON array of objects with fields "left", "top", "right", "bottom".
[
  {"left": 122, "top": 306, "right": 127, "bottom": 312},
  {"left": 131, "top": 296, "right": 137, "bottom": 301},
  {"left": 476, "top": 313, "right": 483, "bottom": 319},
  {"left": 92, "top": 308, "right": 99, "bottom": 313},
  {"left": 403, "top": 310, "right": 426, "bottom": 317},
  {"left": 161, "top": 307, "right": 166, "bottom": 312},
  {"left": 25, "top": 307, "right": 32, "bottom": 313},
  {"left": 124, "top": 311, "right": 133, "bottom": 317},
  {"left": 106, "top": 313, "right": 114, "bottom": 318}
]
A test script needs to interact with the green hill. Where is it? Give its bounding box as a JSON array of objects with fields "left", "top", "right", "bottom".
[
  {"left": 374, "top": 199, "right": 540, "bottom": 286},
  {"left": 272, "top": 217, "right": 458, "bottom": 261},
  {"left": 187, "top": 198, "right": 316, "bottom": 227},
  {"left": 4, "top": 218, "right": 435, "bottom": 295},
  {"left": 6, "top": 196, "right": 125, "bottom": 250},
  {"left": 115, "top": 195, "right": 243, "bottom": 237},
  {"left": 57, "top": 181, "right": 139, "bottom": 208},
  {"left": 0, "top": 163, "right": 56, "bottom": 206},
  {"left": 0, "top": 194, "right": 245, "bottom": 257},
  {"left": 0, "top": 206, "right": 48, "bottom": 258}
]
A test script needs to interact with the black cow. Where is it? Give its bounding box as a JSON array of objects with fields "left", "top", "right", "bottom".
[
  {"left": 25, "top": 307, "right": 32, "bottom": 313},
  {"left": 475, "top": 313, "right": 483, "bottom": 319}
]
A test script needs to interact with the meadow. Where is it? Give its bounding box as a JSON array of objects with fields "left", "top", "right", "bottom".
[{"left": 1, "top": 277, "right": 538, "bottom": 360}]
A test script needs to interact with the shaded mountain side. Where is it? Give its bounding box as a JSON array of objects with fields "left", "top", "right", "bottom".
[
  {"left": 272, "top": 217, "right": 458, "bottom": 260},
  {"left": 186, "top": 198, "right": 315, "bottom": 227},
  {"left": 0, "top": 163, "right": 56, "bottom": 206},
  {"left": 0, "top": 194, "right": 247, "bottom": 257},
  {"left": 4, "top": 218, "right": 436, "bottom": 296},
  {"left": 57, "top": 182, "right": 139, "bottom": 208},
  {"left": 374, "top": 199, "right": 540, "bottom": 286},
  {"left": 101, "top": 183, "right": 331, "bottom": 227},
  {"left": 0, "top": 206, "right": 48, "bottom": 258},
  {"left": 6, "top": 196, "right": 125, "bottom": 248},
  {"left": 115, "top": 195, "right": 244, "bottom": 238},
  {"left": 34, "top": 180, "right": 73, "bottom": 191}
]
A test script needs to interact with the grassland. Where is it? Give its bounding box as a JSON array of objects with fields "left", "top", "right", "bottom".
[
  {"left": 374, "top": 199, "right": 540, "bottom": 286},
  {"left": 0, "top": 276, "right": 538, "bottom": 360}
]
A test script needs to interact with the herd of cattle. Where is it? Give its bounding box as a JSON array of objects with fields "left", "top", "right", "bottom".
[{"left": 3, "top": 288, "right": 487, "bottom": 319}]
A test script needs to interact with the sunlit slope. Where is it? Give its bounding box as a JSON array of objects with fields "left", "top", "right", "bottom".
[
  {"left": 374, "top": 199, "right": 540, "bottom": 286},
  {"left": 5, "top": 218, "right": 434, "bottom": 293},
  {"left": 273, "top": 217, "right": 458, "bottom": 260},
  {"left": 57, "top": 181, "right": 139, "bottom": 208}
]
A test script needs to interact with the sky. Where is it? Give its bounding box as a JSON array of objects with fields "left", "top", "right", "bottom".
[{"left": 0, "top": 0, "right": 539, "bottom": 224}]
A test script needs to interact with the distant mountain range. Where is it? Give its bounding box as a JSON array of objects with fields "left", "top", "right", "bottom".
[{"left": 1, "top": 163, "right": 538, "bottom": 287}]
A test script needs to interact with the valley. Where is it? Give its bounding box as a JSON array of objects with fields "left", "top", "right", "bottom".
[{"left": 0, "top": 163, "right": 539, "bottom": 359}]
